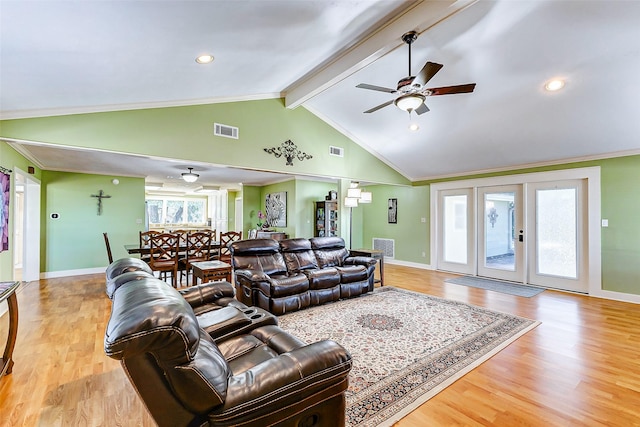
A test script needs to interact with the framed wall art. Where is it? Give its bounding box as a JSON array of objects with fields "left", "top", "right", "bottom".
[
  {"left": 265, "top": 191, "right": 287, "bottom": 227},
  {"left": 388, "top": 198, "right": 397, "bottom": 224}
]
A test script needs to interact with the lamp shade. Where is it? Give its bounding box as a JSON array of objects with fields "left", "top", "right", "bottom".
[
  {"left": 182, "top": 167, "right": 199, "bottom": 183},
  {"left": 347, "top": 188, "right": 362, "bottom": 198},
  {"left": 359, "top": 191, "right": 372, "bottom": 203},
  {"left": 394, "top": 94, "right": 425, "bottom": 112},
  {"left": 344, "top": 197, "right": 359, "bottom": 208}
]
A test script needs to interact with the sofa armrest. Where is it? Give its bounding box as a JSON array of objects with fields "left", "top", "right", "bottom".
[
  {"left": 345, "top": 256, "right": 377, "bottom": 268},
  {"left": 234, "top": 269, "right": 271, "bottom": 282},
  {"left": 220, "top": 340, "right": 352, "bottom": 411},
  {"left": 179, "top": 281, "right": 235, "bottom": 309}
]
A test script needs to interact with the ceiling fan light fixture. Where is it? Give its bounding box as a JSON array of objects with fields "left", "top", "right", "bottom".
[
  {"left": 182, "top": 167, "right": 199, "bottom": 183},
  {"left": 395, "top": 94, "right": 425, "bottom": 112},
  {"left": 195, "top": 54, "right": 214, "bottom": 64},
  {"left": 544, "top": 79, "right": 565, "bottom": 91}
]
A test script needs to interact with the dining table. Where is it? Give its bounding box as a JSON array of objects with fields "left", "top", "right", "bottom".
[{"left": 124, "top": 241, "right": 222, "bottom": 256}]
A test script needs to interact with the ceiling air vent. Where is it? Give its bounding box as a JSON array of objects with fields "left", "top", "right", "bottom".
[
  {"left": 329, "top": 146, "right": 344, "bottom": 157},
  {"left": 214, "top": 123, "right": 239, "bottom": 139}
]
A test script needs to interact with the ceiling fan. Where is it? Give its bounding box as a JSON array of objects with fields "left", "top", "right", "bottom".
[{"left": 356, "top": 31, "right": 476, "bottom": 115}]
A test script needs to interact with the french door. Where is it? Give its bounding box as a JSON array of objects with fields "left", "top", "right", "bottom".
[
  {"left": 435, "top": 174, "right": 590, "bottom": 293},
  {"left": 477, "top": 185, "right": 524, "bottom": 282}
]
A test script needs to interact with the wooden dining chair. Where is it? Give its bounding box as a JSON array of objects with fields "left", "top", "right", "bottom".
[
  {"left": 148, "top": 232, "right": 180, "bottom": 287},
  {"left": 219, "top": 231, "right": 242, "bottom": 263},
  {"left": 178, "top": 231, "right": 212, "bottom": 286},
  {"left": 139, "top": 230, "right": 160, "bottom": 263},
  {"left": 103, "top": 232, "right": 114, "bottom": 264}
]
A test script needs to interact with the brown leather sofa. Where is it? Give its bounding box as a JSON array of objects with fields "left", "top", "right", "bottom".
[
  {"left": 230, "top": 237, "right": 377, "bottom": 315},
  {"left": 104, "top": 258, "right": 352, "bottom": 427}
]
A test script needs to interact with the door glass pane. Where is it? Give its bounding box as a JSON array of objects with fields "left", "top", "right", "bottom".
[
  {"left": 536, "top": 188, "right": 577, "bottom": 278},
  {"left": 443, "top": 195, "right": 467, "bottom": 264},
  {"left": 484, "top": 192, "right": 515, "bottom": 271}
]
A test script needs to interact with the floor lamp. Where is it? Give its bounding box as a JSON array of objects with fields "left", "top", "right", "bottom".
[{"left": 345, "top": 185, "right": 372, "bottom": 249}]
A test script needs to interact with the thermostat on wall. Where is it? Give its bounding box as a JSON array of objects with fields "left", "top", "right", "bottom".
[{"left": 50, "top": 213, "right": 59, "bottom": 219}]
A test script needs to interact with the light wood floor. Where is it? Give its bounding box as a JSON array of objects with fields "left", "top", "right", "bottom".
[{"left": 1, "top": 265, "right": 639, "bottom": 426}]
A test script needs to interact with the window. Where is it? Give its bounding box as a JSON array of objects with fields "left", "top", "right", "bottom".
[{"left": 146, "top": 196, "right": 207, "bottom": 226}]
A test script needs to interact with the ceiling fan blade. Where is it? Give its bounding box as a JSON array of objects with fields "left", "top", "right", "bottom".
[
  {"left": 356, "top": 83, "right": 397, "bottom": 94},
  {"left": 415, "top": 103, "right": 430, "bottom": 115},
  {"left": 363, "top": 99, "right": 395, "bottom": 114},
  {"left": 427, "top": 83, "right": 476, "bottom": 96},
  {"left": 412, "top": 62, "right": 443, "bottom": 87}
]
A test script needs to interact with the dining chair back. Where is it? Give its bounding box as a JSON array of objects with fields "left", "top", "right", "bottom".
[
  {"left": 219, "top": 231, "right": 242, "bottom": 263},
  {"left": 148, "top": 233, "right": 180, "bottom": 287},
  {"left": 139, "top": 230, "right": 160, "bottom": 262},
  {"left": 103, "top": 232, "right": 114, "bottom": 264},
  {"left": 178, "top": 231, "right": 213, "bottom": 286}
]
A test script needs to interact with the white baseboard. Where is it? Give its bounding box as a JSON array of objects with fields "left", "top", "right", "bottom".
[
  {"left": 589, "top": 289, "right": 640, "bottom": 305},
  {"left": 41, "top": 267, "right": 107, "bottom": 279},
  {"left": 385, "top": 259, "right": 433, "bottom": 270}
]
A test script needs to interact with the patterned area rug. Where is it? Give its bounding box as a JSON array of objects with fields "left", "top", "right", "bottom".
[
  {"left": 445, "top": 276, "right": 545, "bottom": 297},
  {"left": 277, "top": 287, "right": 539, "bottom": 427}
]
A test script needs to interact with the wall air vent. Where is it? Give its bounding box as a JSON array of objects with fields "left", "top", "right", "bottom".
[
  {"left": 214, "top": 123, "right": 239, "bottom": 139},
  {"left": 329, "top": 146, "right": 344, "bottom": 157},
  {"left": 373, "top": 238, "right": 395, "bottom": 259}
]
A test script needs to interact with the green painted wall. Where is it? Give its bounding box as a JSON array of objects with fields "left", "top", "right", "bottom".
[
  {"left": 0, "top": 141, "right": 42, "bottom": 281},
  {"left": 0, "top": 99, "right": 410, "bottom": 186},
  {"left": 295, "top": 180, "right": 338, "bottom": 238},
  {"left": 599, "top": 156, "right": 640, "bottom": 294},
  {"left": 241, "top": 185, "right": 261, "bottom": 236},
  {"left": 359, "top": 184, "right": 430, "bottom": 264},
  {"left": 41, "top": 171, "right": 145, "bottom": 272}
]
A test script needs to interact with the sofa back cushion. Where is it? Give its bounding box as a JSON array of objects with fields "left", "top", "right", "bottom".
[
  {"left": 105, "top": 278, "right": 230, "bottom": 414},
  {"left": 230, "top": 238, "right": 288, "bottom": 275},
  {"left": 280, "top": 238, "right": 319, "bottom": 273},
  {"left": 310, "top": 237, "right": 349, "bottom": 268}
]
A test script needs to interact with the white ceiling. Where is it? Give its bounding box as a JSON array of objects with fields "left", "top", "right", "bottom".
[{"left": 2, "top": 0, "right": 640, "bottom": 190}]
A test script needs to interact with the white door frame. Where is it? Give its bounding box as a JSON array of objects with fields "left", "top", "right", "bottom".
[
  {"left": 13, "top": 168, "right": 41, "bottom": 282},
  {"left": 431, "top": 167, "right": 601, "bottom": 295}
]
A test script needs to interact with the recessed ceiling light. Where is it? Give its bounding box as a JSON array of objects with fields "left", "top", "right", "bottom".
[
  {"left": 195, "top": 54, "right": 214, "bottom": 64},
  {"left": 408, "top": 122, "right": 420, "bottom": 132},
  {"left": 544, "top": 79, "right": 565, "bottom": 91}
]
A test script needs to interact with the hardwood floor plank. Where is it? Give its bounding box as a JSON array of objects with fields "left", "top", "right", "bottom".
[{"left": 1, "top": 266, "right": 639, "bottom": 426}]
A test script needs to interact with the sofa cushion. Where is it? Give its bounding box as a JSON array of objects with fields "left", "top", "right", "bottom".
[
  {"left": 230, "top": 239, "right": 288, "bottom": 275},
  {"left": 336, "top": 265, "right": 369, "bottom": 283},
  {"left": 310, "top": 237, "right": 349, "bottom": 268},
  {"left": 305, "top": 267, "right": 340, "bottom": 290},
  {"left": 280, "top": 238, "right": 319, "bottom": 272},
  {"left": 256, "top": 273, "right": 309, "bottom": 297}
]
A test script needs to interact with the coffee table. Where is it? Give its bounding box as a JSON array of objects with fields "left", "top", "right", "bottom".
[{"left": 190, "top": 260, "right": 232, "bottom": 285}]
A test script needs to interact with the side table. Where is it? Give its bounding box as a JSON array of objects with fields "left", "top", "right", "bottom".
[
  {"left": 350, "top": 249, "right": 384, "bottom": 286},
  {"left": 0, "top": 281, "right": 20, "bottom": 381},
  {"left": 191, "top": 261, "right": 232, "bottom": 285}
]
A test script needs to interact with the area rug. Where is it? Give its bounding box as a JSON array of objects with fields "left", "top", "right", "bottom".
[
  {"left": 277, "top": 287, "right": 539, "bottom": 427},
  {"left": 445, "top": 276, "right": 545, "bottom": 297}
]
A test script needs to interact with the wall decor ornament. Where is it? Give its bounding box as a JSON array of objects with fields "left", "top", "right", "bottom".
[
  {"left": 91, "top": 189, "right": 111, "bottom": 215},
  {"left": 264, "top": 140, "right": 312, "bottom": 166},
  {"left": 0, "top": 168, "right": 11, "bottom": 252},
  {"left": 265, "top": 192, "right": 287, "bottom": 227}
]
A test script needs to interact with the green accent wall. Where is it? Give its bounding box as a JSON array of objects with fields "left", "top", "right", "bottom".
[
  {"left": 359, "top": 184, "right": 430, "bottom": 264},
  {"left": 0, "top": 141, "right": 42, "bottom": 281},
  {"left": 41, "top": 171, "right": 145, "bottom": 272},
  {"left": 0, "top": 98, "right": 410, "bottom": 186}
]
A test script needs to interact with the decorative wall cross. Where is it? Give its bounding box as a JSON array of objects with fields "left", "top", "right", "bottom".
[
  {"left": 264, "top": 139, "right": 312, "bottom": 166},
  {"left": 91, "top": 189, "right": 111, "bottom": 215}
]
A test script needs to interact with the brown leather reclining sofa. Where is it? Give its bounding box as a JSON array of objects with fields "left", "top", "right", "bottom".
[
  {"left": 230, "top": 236, "right": 377, "bottom": 315},
  {"left": 104, "top": 258, "right": 352, "bottom": 427}
]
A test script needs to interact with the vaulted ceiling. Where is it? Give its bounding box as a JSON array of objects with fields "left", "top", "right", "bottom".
[{"left": 2, "top": 0, "right": 639, "bottom": 190}]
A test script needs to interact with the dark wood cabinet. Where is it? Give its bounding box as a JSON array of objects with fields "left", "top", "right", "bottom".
[{"left": 314, "top": 201, "right": 338, "bottom": 237}]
